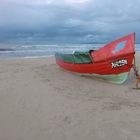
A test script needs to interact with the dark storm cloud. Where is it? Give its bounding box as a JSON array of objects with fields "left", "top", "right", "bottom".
[{"left": 0, "top": 0, "right": 140, "bottom": 43}]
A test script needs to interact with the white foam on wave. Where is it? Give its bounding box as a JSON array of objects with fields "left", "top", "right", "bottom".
[{"left": 0, "top": 44, "right": 139, "bottom": 59}]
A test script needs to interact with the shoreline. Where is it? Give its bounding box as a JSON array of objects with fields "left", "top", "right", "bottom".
[
  {"left": 0, "top": 55, "right": 54, "bottom": 61},
  {"left": 0, "top": 43, "right": 139, "bottom": 60},
  {"left": 0, "top": 50, "right": 140, "bottom": 60}
]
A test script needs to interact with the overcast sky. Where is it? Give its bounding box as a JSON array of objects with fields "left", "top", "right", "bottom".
[{"left": 0, "top": 0, "right": 140, "bottom": 43}]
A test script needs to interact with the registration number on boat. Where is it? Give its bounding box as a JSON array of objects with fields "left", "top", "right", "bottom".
[{"left": 112, "top": 59, "right": 128, "bottom": 68}]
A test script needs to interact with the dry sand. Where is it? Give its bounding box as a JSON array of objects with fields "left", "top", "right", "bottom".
[{"left": 0, "top": 53, "right": 140, "bottom": 140}]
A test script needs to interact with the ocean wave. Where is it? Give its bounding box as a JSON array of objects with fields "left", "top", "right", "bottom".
[{"left": 0, "top": 44, "right": 139, "bottom": 58}]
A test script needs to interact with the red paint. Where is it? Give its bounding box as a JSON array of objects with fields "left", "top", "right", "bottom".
[
  {"left": 55, "top": 33, "right": 135, "bottom": 75},
  {"left": 56, "top": 53, "right": 134, "bottom": 75},
  {"left": 91, "top": 33, "right": 135, "bottom": 63}
]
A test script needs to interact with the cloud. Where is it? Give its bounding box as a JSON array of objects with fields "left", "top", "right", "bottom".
[{"left": 0, "top": 0, "right": 140, "bottom": 43}]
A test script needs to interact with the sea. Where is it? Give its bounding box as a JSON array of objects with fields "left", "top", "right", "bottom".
[{"left": 0, "top": 43, "right": 140, "bottom": 59}]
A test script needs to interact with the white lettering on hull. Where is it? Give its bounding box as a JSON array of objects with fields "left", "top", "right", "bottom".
[{"left": 112, "top": 59, "right": 128, "bottom": 68}]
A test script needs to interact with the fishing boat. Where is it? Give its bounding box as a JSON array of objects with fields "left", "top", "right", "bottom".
[{"left": 55, "top": 33, "right": 135, "bottom": 84}]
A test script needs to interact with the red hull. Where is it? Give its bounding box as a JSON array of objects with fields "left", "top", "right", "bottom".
[
  {"left": 56, "top": 53, "right": 134, "bottom": 75},
  {"left": 55, "top": 33, "right": 135, "bottom": 75}
]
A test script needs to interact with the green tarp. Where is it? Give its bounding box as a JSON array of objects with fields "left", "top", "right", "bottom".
[{"left": 55, "top": 51, "right": 93, "bottom": 64}]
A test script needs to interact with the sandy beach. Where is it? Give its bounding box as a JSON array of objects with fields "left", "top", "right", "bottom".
[{"left": 0, "top": 53, "right": 140, "bottom": 140}]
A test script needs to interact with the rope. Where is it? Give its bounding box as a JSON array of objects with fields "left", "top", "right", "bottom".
[{"left": 133, "top": 56, "right": 140, "bottom": 88}]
